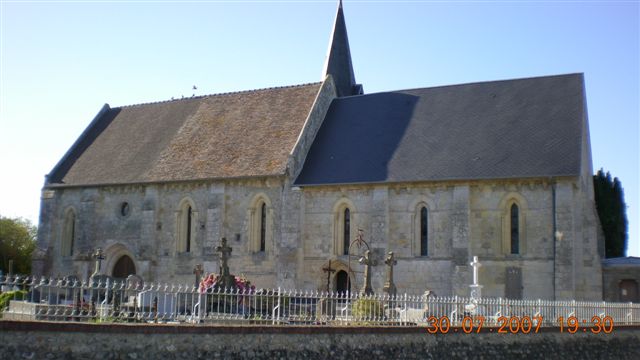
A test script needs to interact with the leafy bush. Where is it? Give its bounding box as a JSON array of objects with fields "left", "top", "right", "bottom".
[
  {"left": 0, "top": 290, "right": 28, "bottom": 315},
  {"left": 351, "top": 298, "right": 384, "bottom": 320}
]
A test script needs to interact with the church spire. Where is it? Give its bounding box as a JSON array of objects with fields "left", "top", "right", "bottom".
[{"left": 322, "top": 0, "right": 361, "bottom": 97}]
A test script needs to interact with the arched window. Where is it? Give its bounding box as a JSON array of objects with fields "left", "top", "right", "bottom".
[
  {"left": 412, "top": 201, "right": 431, "bottom": 257},
  {"left": 420, "top": 207, "right": 428, "bottom": 256},
  {"left": 500, "top": 194, "right": 527, "bottom": 256},
  {"left": 249, "top": 194, "right": 272, "bottom": 253},
  {"left": 260, "top": 202, "right": 267, "bottom": 252},
  {"left": 510, "top": 204, "right": 519, "bottom": 254},
  {"left": 333, "top": 199, "right": 356, "bottom": 256},
  {"left": 177, "top": 199, "right": 196, "bottom": 253},
  {"left": 61, "top": 208, "right": 76, "bottom": 257},
  {"left": 343, "top": 208, "right": 351, "bottom": 255}
]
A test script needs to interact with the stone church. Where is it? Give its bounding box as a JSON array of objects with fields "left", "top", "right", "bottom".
[{"left": 33, "top": 2, "right": 604, "bottom": 301}]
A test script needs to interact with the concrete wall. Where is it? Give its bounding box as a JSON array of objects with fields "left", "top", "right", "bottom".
[{"left": 1, "top": 321, "right": 639, "bottom": 360}]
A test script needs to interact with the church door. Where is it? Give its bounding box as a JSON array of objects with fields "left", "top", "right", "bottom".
[
  {"left": 619, "top": 279, "right": 639, "bottom": 302},
  {"left": 335, "top": 270, "right": 351, "bottom": 294},
  {"left": 505, "top": 267, "right": 523, "bottom": 300},
  {"left": 112, "top": 255, "right": 136, "bottom": 279}
]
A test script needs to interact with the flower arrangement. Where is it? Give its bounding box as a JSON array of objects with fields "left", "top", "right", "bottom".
[{"left": 198, "top": 273, "right": 255, "bottom": 294}]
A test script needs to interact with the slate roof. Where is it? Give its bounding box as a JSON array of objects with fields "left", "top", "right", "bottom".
[
  {"left": 295, "top": 73, "right": 586, "bottom": 186},
  {"left": 47, "top": 83, "right": 322, "bottom": 186},
  {"left": 602, "top": 257, "right": 640, "bottom": 267}
]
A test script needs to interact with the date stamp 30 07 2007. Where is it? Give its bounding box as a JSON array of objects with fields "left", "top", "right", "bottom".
[{"left": 425, "top": 315, "right": 615, "bottom": 334}]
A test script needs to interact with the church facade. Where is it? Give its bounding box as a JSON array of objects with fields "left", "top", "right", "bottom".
[{"left": 33, "top": 2, "right": 604, "bottom": 301}]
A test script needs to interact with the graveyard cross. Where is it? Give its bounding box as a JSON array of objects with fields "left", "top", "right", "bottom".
[
  {"left": 92, "top": 248, "right": 105, "bottom": 277},
  {"left": 383, "top": 251, "right": 397, "bottom": 296},
  {"left": 215, "top": 237, "right": 235, "bottom": 289},
  {"left": 469, "top": 255, "right": 483, "bottom": 300},
  {"left": 359, "top": 250, "right": 377, "bottom": 295},
  {"left": 193, "top": 264, "right": 204, "bottom": 288},
  {"left": 322, "top": 260, "right": 336, "bottom": 292},
  {"left": 470, "top": 256, "right": 481, "bottom": 286}
]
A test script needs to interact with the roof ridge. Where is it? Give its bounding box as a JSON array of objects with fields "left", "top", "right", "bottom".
[
  {"left": 348, "top": 73, "right": 584, "bottom": 98},
  {"left": 114, "top": 82, "right": 323, "bottom": 109}
]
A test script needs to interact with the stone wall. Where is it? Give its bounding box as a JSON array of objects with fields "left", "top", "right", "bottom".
[
  {"left": 299, "top": 177, "right": 602, "bottom": 300},
  {"left": 1, "top": 321, "right": 639, "bottom": 360},
  {"left": 36, "top": 174, "right": 603, "bottom": 300},
  {"left": 36, "top": 178, "right": 286, "bottom": 289},
  {"left": 603, "top": 264, "right": 640, "bottom": 302}
]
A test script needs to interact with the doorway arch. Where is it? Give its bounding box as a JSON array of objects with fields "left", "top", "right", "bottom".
[
  {"left": 335, "top": 270, "right": 351, "bottom": 294},
  {"left": 112, "top": 255, "right": 136, "bottom": 279}
]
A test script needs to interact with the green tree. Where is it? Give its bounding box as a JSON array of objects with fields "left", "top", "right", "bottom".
[
  {"left": 593, "top": 169, "right": 628, "bottom": 258},
  {"left": 0, "top": 216, "right": 37, "bottom": 274}
]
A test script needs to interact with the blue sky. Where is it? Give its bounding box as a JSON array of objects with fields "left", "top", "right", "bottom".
[{"left": 1, "top": 1, "right": 638, "bottom": 255}]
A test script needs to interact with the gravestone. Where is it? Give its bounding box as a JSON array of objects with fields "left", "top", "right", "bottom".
[
  {"left": 125, "top": 274, "right": 144, "bottom": 293},
  {"left": 505, "top": 267, "right": 522, "bottom": 300},
  {"left": 359, "top": 250, "right": 376, "bottom": 295},
  {"left": 215, "top": 238, "right": 235, "bottom": 289},
  {"left": 383, "top": 252, "right": 397, "bottom": 296},
  {"left": 469, "top": 256, "right": 482, "bottom": 300}
]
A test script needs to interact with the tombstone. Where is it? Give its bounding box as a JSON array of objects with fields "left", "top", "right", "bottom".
[
  {"left": 63, "top": 275, "right": 80, "bottom": 302},
  {"left": 215, "top": 237, "right": 235, "bottom": 289},
  {"left": 469, "top": 256, "right": 483, "bottom": 300},
  {"left": 90, "top": 274, "right": 114, "bottom": 306},
  {"left": 125, "top": 274, "right": 144, "bottom": 295},
  {"left": 359, "top": 250, "right": 376, "bottom": 295},
  {"left": 505, "top": 267, "right": 522, "bottom": 300},
  {"left": 383, "top": 252, "right": 397, "bottom": 296},
  {"left": 322, "top": 260, "right": 336, "bottom": 292},
  {"left": 91, "top": 248, "right": 105, "bottom": 277},
  {"left": 193, "top": 264, "right": 204, "bottom": 289}
]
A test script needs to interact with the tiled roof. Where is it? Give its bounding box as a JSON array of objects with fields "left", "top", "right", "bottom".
[
  {"left": 48, "top": 83, "right": 322, "bottom": 186},
  {"left": 295, "top": 74, "right": 586, "bottom": 185}
]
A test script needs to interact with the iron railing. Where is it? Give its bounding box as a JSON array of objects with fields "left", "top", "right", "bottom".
[{"left": 1, "top": 274, "right": 638, "bottom": 328}]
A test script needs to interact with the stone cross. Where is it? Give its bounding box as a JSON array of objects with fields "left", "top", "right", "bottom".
[
  {"left": 322, "top": 260, "right": 336, "bottom": 292},
  {"left": 359, "top": 250, "right": 377, "bottom": 295},
  {"left": 92, "top": 248, "right": 105, "bottom": 277},
  {"left": 215, "top": 237, "right": 235, "bottom": 289},
  {"left": 470, "top": 256, "right": 481, "bottom": 286},
  {"left": 193, "top": 264, "right": 204, "bottom": 288},
  {"left": 383, "top": 251, "right": 397, "bottom": 296},
  {"left": 469, "top": 255, "right": 483, "bottom": 300}
]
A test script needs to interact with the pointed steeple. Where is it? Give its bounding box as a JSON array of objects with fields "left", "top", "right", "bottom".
[{"left": 323, "top": 0, "right": 361, "bottom": 97}]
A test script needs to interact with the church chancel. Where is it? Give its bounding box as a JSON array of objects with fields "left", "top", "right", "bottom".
[{"left": 33, "top": 1, "right": 604, "bottom": 301}]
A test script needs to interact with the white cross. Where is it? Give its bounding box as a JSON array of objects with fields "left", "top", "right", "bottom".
[{"left": 470, "top": 256, "right": 481, "bottom": 286}]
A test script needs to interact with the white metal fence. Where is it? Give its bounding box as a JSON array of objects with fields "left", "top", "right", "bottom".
[{"left": 1, "top": 274, "right": 638, "bottom": 329}]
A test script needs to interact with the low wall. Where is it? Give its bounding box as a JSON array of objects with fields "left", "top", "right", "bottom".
[{"left": 1, "top": 321, "right": 639, "bottom": 359}]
